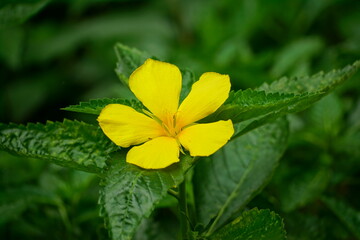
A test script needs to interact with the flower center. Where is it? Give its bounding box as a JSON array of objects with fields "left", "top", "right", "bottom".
[
  {"left": 142, "top": 109, "right": 182, "bottom": 138},
  {"left": 162, "top": 114, "right": 181, "bottom": 138}
]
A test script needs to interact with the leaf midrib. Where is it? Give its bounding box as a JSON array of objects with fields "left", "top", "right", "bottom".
[
  {"left": 118, "top": 168, "right": 143, "bottom": 237},
  {"left": 205, "top": 154, "right": 255, "bottom": 236}
]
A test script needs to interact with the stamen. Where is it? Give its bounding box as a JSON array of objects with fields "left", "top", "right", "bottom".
[
  {"left": 176, "top": 138, "right": 185, "bottom": 154},
  {"left": 142, "top": 109, "right": 162, "bottom": 124},
  {"left": 173, "top": 114, "right": 177, "bottom": 128},
  {"left": 162, "top": 122, "right": 171, "bottom": 135}
]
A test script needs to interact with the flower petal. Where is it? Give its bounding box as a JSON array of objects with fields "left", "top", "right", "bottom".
[
  {"left": 97, "top": 104, "right": 164, "bottom": 148},
  {"left": 129, "top": 59, "right": 182, "bottom": 124},
  {"left": 127, "top": 136, "right": 180, "bottom": 169},
  {"left": 177, "top": 72, "right": 230, "bottom": 127},
  {"left": 178, "top": 120, "right": 234, "bottom": 156}
]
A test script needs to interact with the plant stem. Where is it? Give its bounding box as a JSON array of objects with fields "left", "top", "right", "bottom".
[
  {"left": 179, "top": 180, "right": 190, "bottom": 240},
  {"left": 56, "top": 200, "right": 72, "bottom": 234},
  {"left": 168, "top": 188, "right": 180, "bottom": 200}
]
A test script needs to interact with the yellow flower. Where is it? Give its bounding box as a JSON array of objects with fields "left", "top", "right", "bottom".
[{"left": 97, "top": 59, "right": 234, "bottom": 169}]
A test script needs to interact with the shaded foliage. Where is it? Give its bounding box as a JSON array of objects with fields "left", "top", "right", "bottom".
[{"left": 1, "top": 0, "right": 360, "bottom": 239}]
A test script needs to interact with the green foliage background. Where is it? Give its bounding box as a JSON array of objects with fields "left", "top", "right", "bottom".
[{"left": 1, "top": 0, "right": 360, "bottom": 239}]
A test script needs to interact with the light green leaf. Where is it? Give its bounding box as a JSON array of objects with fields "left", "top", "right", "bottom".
[
  {"left": 194, "top": 118, "right": 289, "bottom": 234},
  {"left": 270, "top": 37, "right": 324, "bottom": 78},
  {"left": 261, "top": 60, "right": 360, "bottom": 94},
  {"left": 207, "top": 60, "right": 359, "bottom": 137},
  {"left": 0, "top": 0, "right": 49, "bottom": 28},
  {"left": 61, "top": 98, "right": 144, "bottom": 115},
  {"left": 0, "top": 120, "right": 117, "bottom": 173},
  {"left": 204, "top": 89, "right": 320, "bottom": 124},
  {"left": 308, "top": 93, "right": 343, "bottom": 137},
  {"left": 99, "top": 155, "right": 192, "bottom": 240},
  {"left": 322, "top": 197, "right": 360, "bottom": 239},
  {"left": 209, "top": 208, "right": 286, "bottom": 240}
]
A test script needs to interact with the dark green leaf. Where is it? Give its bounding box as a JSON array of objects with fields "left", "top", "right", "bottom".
[
  {"left": 0, "top": 120, "right": 117, "bottom": 173},
  {"left": 280, "top": 167, "right": 330, "bottom": 212},
  {"left": 0, "top": 186, "right": 56, "bottom": 225},
  {"left": 0, "top": 0, "right": 48, "bottom": 28},
  {"left": 114, "top": 43, "right": 152, "bottom": 86},
  {"left": 322, "top": 197, "right": 360, "bottom": 239},
  {"left": 25, "top": 13, "right": 172, "bottom": 63},
  {"left": 180, "top": 69, "right": 196, "bottom": 102},
  {"left": 284, "top": 212, "right": 326, "bottom": 240},
  {"left": 337, "top": 130, "right": 360, "bottom": 159},
  {"left": 0, "top": 27, "right": 24, "bottom": 69},
  {"left": 61, "top": 98, "right": 144, "bottom": 115},
  {"left": 194, "top": 118, "right": 289, "bottom": 234},
  {"left": 133, "top": 209, "right": 179, "bottom": 240},
  {"left": 99, "top": 155, "right": 192, "bottom": 240},
  {"left": 335, "top": 98, "right": 360, "bottom": 158},
  {"left": 209, "top": 208, "right": 286, "bottom": 240}
]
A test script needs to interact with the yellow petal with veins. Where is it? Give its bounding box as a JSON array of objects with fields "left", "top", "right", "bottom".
[
  {"left": 129, "top": 59, "right": 182, "bottom": 125},
  {"left": 178, "top": 120, "right": 234, "bottom": 156},
  {"left": 127, "top": 136, "right": 180, "bottom": 169},
  {"left": 177, "top": 72, "right": 230, "bottom": 128},
  {"left": 97, "top": 104, "right": 165, "bottom": 148}
]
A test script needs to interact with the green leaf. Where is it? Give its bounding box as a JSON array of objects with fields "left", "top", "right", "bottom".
[
  {"left": 284, "top": 212, "right": 326, "bottom": 240},
  {"left": 180, "top": 69, "right": 196, "bottom": 102},
  {"left": 0, "top": 0, "right": 49, "bottom": 28},
  {"left": 0, "top": 120, "right": 117, "bottom": 173},
  {"left": 114, "top": 43, "right": 195, "bottom": 100},
  {"left": 63, "top": 44, "right": 196, "bottom": 116},
  {"left": 204, "top": 89, "right": 320, "bottom": 124},
  {"left": 194, "top": 118, "right": 289, "bottom": 234},
  {"left": 270, "top": 37, "right": 324, "bottom": 78},
  {"left": 207, "top": 60, "right": 359, "bottom": 137},
  {"left": 63, "top": 69, "right": 195, "bottom": 115},
  {"left": 209, "top": 208, "right": 286, "bottom": 240},
  {"left": 261, "top": 60, "right": 360, "bottom": 94},
  {"left": 133, "top": 209, "right": 179, "bottom": 240},
  {"left": 114, "top": 43, "right": 152, "bottom": 86},
  {"left": 99, "top": 155, "right": 192, "bottom": 240},
  {"left": 0, "top": 186, "right": 56, "bottom": 225},
  {"left": 337, "top": 129, "right": 360, "bottom": 159},
  {"left": 25, "top": 13, "right": 172, "bottom": 63},
  {"left": 62, "top": 98, "right": 144, "bottom": 115},
  {"left": 322, "top": 197, "right": 360, "bottom": 239},
  {"left": 62, "top": 70, "right": 195, "bottom": 118},
  {"left": 0, "top": 27, "right": 24, "bottom": 69},
  {"left": 280, "top": 167, "right": 330, "bottom": 212},
  {"left": 308, "top": 93, "right": 343, "bottom": 138}
]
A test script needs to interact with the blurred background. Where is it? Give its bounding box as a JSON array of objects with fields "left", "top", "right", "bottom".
[{"left": 1, "top": 0, "right": 359, "bottom": 239}]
